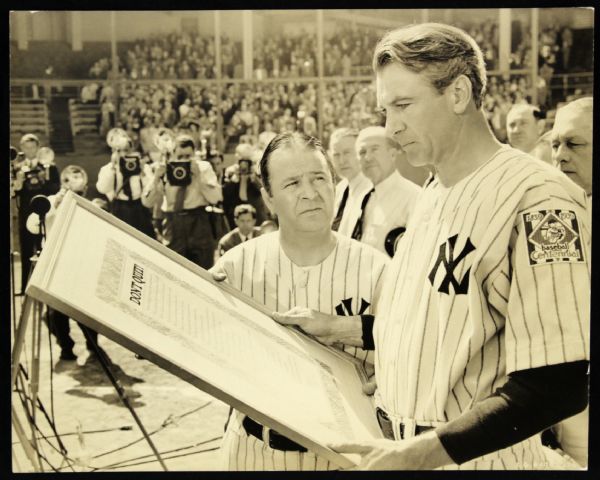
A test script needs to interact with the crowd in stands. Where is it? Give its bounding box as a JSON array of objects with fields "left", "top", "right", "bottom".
[
  {"left": 72, "top": 19, "right": 590, "bottom": 153},
  {"left": 93, "top": 73, "right": 532, "bottom": 153}
]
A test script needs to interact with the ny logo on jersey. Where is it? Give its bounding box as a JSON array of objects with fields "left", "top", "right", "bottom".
[
  {"left": 428, "top": 234, "right": 476, "bottom": 295},
  {"left": 335, "top": 297, "right": 371, "bottom": 316}
]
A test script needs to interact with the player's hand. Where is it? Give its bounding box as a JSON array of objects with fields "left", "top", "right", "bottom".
[
  {"left": 272, "top": 307, "right": 362, "bottom": 346},
  {"left": 362, "top": 378, "right": 377, "bottom": 396},
  {"left": 208, "top": 266, "right": 227, "bottom": 283},
  {"left": 329, "top": 431, "right": 452, "bottom": 470},
  {"left": 154, "top": 163, "right": 167, "bottom": 180}
]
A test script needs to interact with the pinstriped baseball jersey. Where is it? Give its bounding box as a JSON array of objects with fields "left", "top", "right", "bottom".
[
  {"left": 374, "top": 146, "right": 591, "bottom": 470},
  {"left": 215, "top": 231, "right": 389, "bottom": 471}
]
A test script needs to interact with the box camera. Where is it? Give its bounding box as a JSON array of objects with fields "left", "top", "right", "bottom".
[
  {"left": 119, "top": 153, "right": 142, "bottom": 177},
  {"left": 238, "top": 158, "right": 252, "bottom": 175},
  {"left": 167, "top": 161, "right": 192, "bottom": 186}
]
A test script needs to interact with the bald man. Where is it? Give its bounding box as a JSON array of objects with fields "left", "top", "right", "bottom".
[
  {"left": 506, "top": 104, "right": 546, "bottom": 155},
  {"left": 552, "top": 97, "right": 593, "bottom": 197},
  {"left": 353, "top": 126, "right": 421, "bottom": 257}
]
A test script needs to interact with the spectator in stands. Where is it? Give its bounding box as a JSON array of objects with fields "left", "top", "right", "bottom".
[
  {"left": 142, "top": 134, "right": 223, "bottom": 269},
  {"left": 99, "top": 97, "right": 116, "bottom": 137},
  {"left": 81, "top": 83, "right": 99, "bottom": 104},
  {"left": 216, "top": 203, "right": 261, "bottom": 258},
  {"left": 506, "top": 104, "right": 546, "bottom": 155},
  {"left": 12, "top": 134, "right": 61, "bottom": 294}
]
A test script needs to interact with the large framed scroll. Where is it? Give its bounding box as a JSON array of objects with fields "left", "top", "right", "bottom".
[{"left": 26, "top": 191, "right": 382, "bottom": 469}]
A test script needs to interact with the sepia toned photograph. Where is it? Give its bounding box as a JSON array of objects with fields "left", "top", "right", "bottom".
[{"left": 9, "top": 7, "right": 593, "bottom": 474}]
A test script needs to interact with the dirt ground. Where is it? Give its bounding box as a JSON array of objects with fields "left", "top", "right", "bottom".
[{"left": 11, "top": 258, "right": 230, "bottom": 473}]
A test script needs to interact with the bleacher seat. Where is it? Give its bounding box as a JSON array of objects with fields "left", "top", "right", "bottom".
[
  {"left": 10, "top": 99, "right": 50, "bottom": 137},
  {"left": 69, "top": 98, "right": 100, "bottom": 135}
]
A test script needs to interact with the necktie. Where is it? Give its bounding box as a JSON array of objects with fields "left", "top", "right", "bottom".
[
  {"left": 173, "top": 186, "right": 186, "bottom": 212},
  {"left": 239, "top": 176, "right": 248, "bottom": 201},
  {"left": 351, "top": 188, "right": 374, "bottom": 241},
  {"left": 122, "top": 174, "right": 133, "bottom": 200},
  {"left": 331, "top": 184, "right": 349, "bottom": 232}
]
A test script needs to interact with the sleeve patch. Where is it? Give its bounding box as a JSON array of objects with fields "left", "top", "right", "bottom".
[{"left": 522, "top": 209, "right": 585, "bottom": 266}]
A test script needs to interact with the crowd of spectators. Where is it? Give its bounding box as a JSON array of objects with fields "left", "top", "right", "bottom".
[
  {"left": 88, "top": 72, "right": 554, "bottom": 155},
  {"left": 82, "top": 19, "right": 580, "bottom": 92},
  {"left": 78, "top": 19, "right": 588, "bottom": 152}
]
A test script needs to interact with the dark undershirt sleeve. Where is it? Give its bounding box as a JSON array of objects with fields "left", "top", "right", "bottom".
[
  {"left": 360, "top": 314, "right": 375, "bottom": 350},
  {"left": 436, "top": 360, "right": 589, "bottom": 465}
]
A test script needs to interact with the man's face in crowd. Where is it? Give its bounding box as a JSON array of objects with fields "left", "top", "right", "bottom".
[
  {"left": 329, "top": 135, "right": 360, "bottom": 181},
  {"left": 356, "top": 135, "right": 396, "bottom": 186},
  {"left": 21, "top": 140, "right": 39, "bottom": 161},
  {"left": 262, "top": 146, "right": 334, "bottom": 234},
  {"left": 64, "top": 171, "right": 87, "bottom": 193},
  {"left": 551, "top": 107, "right": 593, "bottom": 195},
  {"left": 235, "top": 212, "right": 256, "bottom": 236},
  {"left": 175, "top": 145, "right": 194, "bottom": 161},
  {"left": 209, "top": 155, "right": 224, "bottom": 177},
  {"left": 506, "top": 107, "right": 542, "bottom": 153},
  {"left": 376, "top": 62, "right": 456, "bottom": 169}
]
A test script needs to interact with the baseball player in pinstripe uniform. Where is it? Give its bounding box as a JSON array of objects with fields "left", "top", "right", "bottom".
[
  {"left": 275, "top": 23, "right": 590, "bottom": 470},
  {"left": 211, "top": 131, "right": 389, "bottom": 470}
]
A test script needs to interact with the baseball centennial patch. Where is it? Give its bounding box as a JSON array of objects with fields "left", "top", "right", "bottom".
[{"left": 522, "top": 210, "right": 585, "bottom": 266}]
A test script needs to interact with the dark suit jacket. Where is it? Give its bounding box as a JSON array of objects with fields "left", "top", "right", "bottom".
[{"left": 217, "top": 227, "right": 262, "bottom": 257}]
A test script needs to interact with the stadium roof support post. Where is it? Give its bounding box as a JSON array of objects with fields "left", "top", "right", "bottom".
[
  {"left": 215, "top": 10, "right": 224, "bottom": 152},
  {"left": 317, "top": 9, "right": 324, "bottom": 143},
  {"left": 110, "top": 11, "right": 121, "bottom": 116},
  {"left": 499, "top": 9, "right": 511, "bottom": 74},
  {"left": 530, "top": 8, "right": 539, "bottom": 105},
  {"left": 242, "top": 10, "right": 253, "bottom": 81}
]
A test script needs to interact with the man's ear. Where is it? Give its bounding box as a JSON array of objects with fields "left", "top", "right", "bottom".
[
  {"left": 448, "top": 75, "right": 473, "bottom": 114},
  {"left": 260, "top": 187, "right": 275, "bottom": 215}
]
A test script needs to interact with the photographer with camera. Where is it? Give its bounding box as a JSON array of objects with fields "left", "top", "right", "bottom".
[
  {"left": 222, "top": 142, "right": 268, "bottom": 228},
  {"left": 142, "top": 133, "right": 223, "bottom": 269},
  {"left": 12, "top": 134, "right": 61, "bottom": 294},
  {"left": 96, "top": 128, "right": 154, "bottom": 238},
  {"left": 26, "top": 165, "right": 106, "bottom": 362}
]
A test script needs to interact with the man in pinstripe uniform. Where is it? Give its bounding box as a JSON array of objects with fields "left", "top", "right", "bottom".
[
  {"left": 212, "top": 131, "right": 389, "bottom": 470},
  {"left": 275, "top": 23, "right": 590, "bottom": 470}
]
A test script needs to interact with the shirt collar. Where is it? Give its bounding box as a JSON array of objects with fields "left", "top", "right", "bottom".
[
  {"left": 373, "top": 170, "right": 400, "bottom": 195},
  {"left": 348, "top": 171, "right": 369, "bottom": 191}
]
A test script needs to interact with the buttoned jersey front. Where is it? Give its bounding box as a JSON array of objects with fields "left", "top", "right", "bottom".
[{"left": 373, "top": 147, "right": 591, "bottom": 469}]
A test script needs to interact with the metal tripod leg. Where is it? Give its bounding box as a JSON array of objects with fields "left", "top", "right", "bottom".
[
  {"left": 82, "top": 328, "right": 169, "bottom": 471},
  {"left": 11, "top": 295, "right": 34, "bottom": 390},
  {"left": 12, "top": 404, "right": 42, "bottom": 472}
]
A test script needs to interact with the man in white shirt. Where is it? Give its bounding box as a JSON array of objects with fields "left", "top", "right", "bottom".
[
  {"left": 96, "top": 147, "right": 154, "bottom": 238},
  {"left": 352, "top": 126, "right": 421, "bottom": 256},
  {"left": 506, "top": 104, "right": 546, "bottom": 155},
  {"left": 328, "top": 128, "right": 373, "bottom": 236},
  {"left": 142, "top": 134, "right": 223, "bottom": 269}
]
